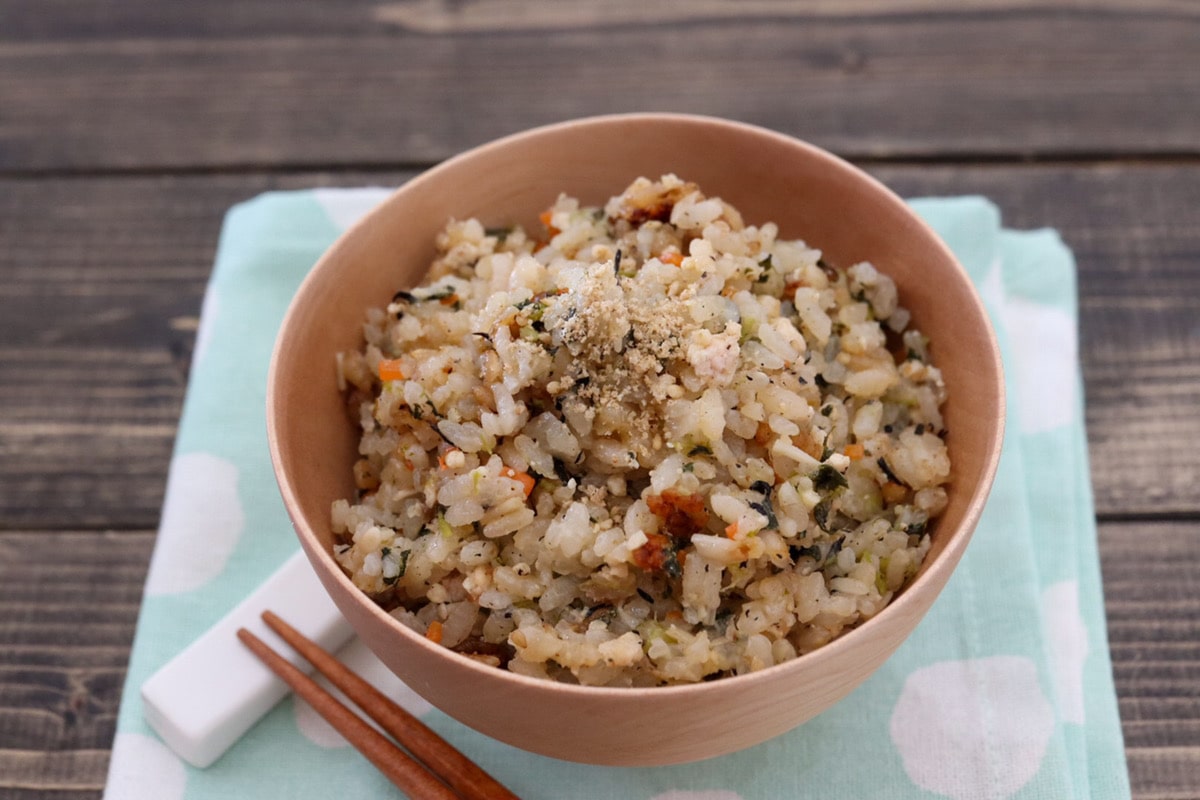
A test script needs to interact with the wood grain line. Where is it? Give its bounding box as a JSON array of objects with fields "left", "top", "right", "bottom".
[
  {"left": 1, "top": 14, "right": 1197, "bottom": 170},
  {"left": 0, "top": 750, "right": 108, "bottom": 790}
]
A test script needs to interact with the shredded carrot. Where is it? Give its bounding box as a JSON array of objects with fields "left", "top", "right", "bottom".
[
  {"left": 538, "top": 209, "right": 560, "bottom": 237},
  {"left": 724, "top": 522, "right": 738, "bottom": 539},
  {"left": 377, "top": 358, "right": 405, "bottom": 382},
  {"left": 754, "top": 422, "right": 773, "bottom": 446},
  {"left": 438, "top": 292, "right": 459, "bottom": 306},
  {"left": 665, "top": 610, "right": 684, "bottom": 622},
  {"left": 500, "top": 466, "right": 536, "bottom": 497},
  {"left": 845, "top": 443, "right": 865, "bottom": 461},
  {"left": 881, "top": 481, "right": 908, "bottom": 504},
  {"left": 660, "top": 249, "right": 684, "bottom": 267},
  {"left": 425, "top": 620, "right": 443, "bottom": 644}
]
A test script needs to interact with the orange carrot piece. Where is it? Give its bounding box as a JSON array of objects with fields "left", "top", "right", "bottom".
[
  {"left": 438, "top": 448, "right": 460, "bottom": 470},
  {"left": 660, "top": 249, "right": 684, "bottom": 267},
  {"left": 425, "top": 620, "right": 443, "bottom": 644},
  {"left": 845, "top": 443, "right": 865, "bottom": 461},
  {"left": 538, "top": 209, "right": 560, "bottom": 237},
  {"left": 500, "top": 466, "right": 536, "bottom": 497},
  {"left": 881, "top": 482, "right": 908, "bottom": 504},
  {"left": 724, "top": 522, "right": 738, "bottom": 539},
  {"left": 378, "top": 359, "right": 405, "bottom": 382}
]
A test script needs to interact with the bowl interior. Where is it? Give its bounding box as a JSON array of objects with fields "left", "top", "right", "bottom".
[
  {"left": 272, "top": 113, "right": 999, "bottom": 575},
  {"left": 267, "top": 113, "right": 1004, "bottom": 763}
]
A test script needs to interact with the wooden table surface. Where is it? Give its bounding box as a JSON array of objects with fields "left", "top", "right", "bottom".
[{"left": 2, "top": 2, "right": 1198, "bottom": 797}]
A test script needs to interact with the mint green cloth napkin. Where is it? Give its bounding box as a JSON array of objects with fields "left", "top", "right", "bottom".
[{"left": 103, "top": 189, "right": 1131, "bottom": 800}]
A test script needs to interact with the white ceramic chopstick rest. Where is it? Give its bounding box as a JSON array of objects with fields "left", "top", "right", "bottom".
[{"left": 140, "top": 550, "right": 355, "bottom": 768}]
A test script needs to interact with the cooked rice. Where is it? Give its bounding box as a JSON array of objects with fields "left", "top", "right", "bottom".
[{"left": 332, "top": 175, "right": 950, "bottom": 686}]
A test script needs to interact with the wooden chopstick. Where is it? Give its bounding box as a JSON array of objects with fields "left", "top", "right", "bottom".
[
  {"left": 259, "top": 611, "right": 520, "bottom": 800},
  {"left": 240, "top": 611, "right": 520, "bottom": 800},
  {"left": 237, "top": 626, "right": 460, "bottom": 799}
]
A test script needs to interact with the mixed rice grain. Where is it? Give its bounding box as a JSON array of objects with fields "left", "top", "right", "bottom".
[{"left": 332, "top": 175, "right": 950, "bottom": 686}]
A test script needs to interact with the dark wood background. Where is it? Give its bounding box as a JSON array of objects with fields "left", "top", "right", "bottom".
[{"left": 2, "top": 2, "right": 1198, "bottom": 797}]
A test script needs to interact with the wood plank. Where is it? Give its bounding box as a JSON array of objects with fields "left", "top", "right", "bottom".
[
  {"left": 868, "top": 163, "right": 1200, "bottom": 517},
  {"left": 3, "top": 163, "right": 1196, "bottom": 528},
  {"left": 0, "top": 171, "right": 410, "bottom": 529},
  {"left": 3, "top": 0, "right": 1198, "bottom": 42},
  {"left": 1, "top": 521, "right": 1194, "bottom": 796},
  {"left": 1101, "top": 522, "right": 1200, "bottom": 760},
  {"left": 0, "top": 530, "right": 151, "bottom": 778},
  {"left": 0, "top": 750, "right": 108, "bottom": 792},
  {"left": 1126, "top": 747, "right": 1200, "bottom": 800},
  {"left": 0, "top": 8, "right": 1197, "bottom": 171}
]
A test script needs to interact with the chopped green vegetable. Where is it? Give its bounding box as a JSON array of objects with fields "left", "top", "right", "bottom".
[
  {"left": 825, "top": 535, "right": 845, "bottom": 563},
  {"left": 416, "top": 286, "right": 456, "bottom": 302},
  {"left": 750, "top": 480, "right": 772, "bottom": 497},
  {"left": 814, "top": 497, "right": 832, "bottom": 531},
  {"left": 812, "top": 464, "right": 848, "bottom": 492},
  {"left": 877, "top": 457, "right": 903, "bottom": 485},
  {"left": 714, "top": 607, "right": 734, "bottom": 632},
  {"left": 661, "top": 542, "right": 683, "bottom": 580},
  {"left": 789, "top": 543, "right": 822, "bottom": 562},
  {"left": 749, "top": 499, "right": 779, "bottom": 530},
  {"left": 383, "top": 549, "right": 411, "bottom": 585}
]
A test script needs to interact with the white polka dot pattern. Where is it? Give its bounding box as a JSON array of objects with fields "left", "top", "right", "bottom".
[
  {"left": 312, "top": 188, "right": 393, "bottom": 232},
  {"left": 1042, "top": 581, "right": 1089, "bottom": 724},
  {"left": 1001, "top": 296, "right": 1077, "bottom": 434},
  {"left": 890, "top": 656, "right": 1054, "bottom": 800},
  {"left": 104, "top": 733, "right": 187, "bottom": 800},
  {"left": 145, "top": 452, "right": 244, "bottom": 596}
]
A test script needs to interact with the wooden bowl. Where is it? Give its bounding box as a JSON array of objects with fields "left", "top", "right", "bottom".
[{"left": 267, "top": 113, "right": 1004, "bottom": 766}]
